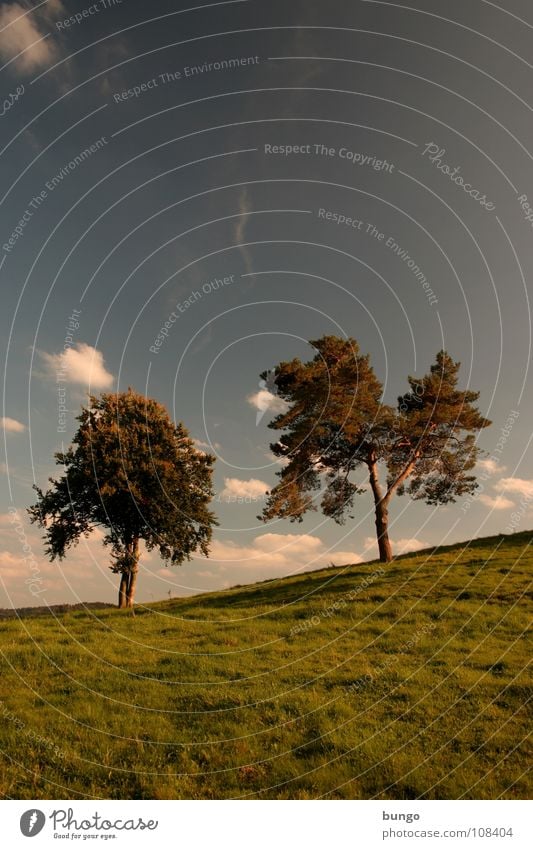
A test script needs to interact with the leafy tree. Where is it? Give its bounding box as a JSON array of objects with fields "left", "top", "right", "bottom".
[
  {"left": 29, "top": 390, "right": 217, "bottom": 608},
  {"left": 260, "top": 337, "right": 491, "bottom": 562}
]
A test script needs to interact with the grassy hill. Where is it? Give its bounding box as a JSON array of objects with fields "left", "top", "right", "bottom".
[{"left": 0, "top": 531, "right": 531, "bottom": 800}]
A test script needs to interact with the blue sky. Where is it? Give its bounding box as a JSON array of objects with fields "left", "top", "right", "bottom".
[{"left": 1, "top": 0, "right": 532, "bottom": 607}]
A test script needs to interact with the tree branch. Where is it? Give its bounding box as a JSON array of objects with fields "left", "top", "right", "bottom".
[{"left": 386, "top": 458, "right": 417, "bottom": 500}]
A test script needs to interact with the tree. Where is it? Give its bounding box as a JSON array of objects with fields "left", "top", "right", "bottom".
[
  {"left": 28, "top": 389, "right": 217, "bottom": 608},
  {"left": 260, "top": 336, "right": 491, "bottom": 562}
]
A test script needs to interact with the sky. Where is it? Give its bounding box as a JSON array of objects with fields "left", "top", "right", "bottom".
[{"left": 0, "top": 0, "right": 532, "bottom": 607}]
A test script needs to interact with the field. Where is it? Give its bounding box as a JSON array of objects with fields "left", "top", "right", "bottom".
[{"left": 0, "top": 531, "right": 531, "bottom": 800}]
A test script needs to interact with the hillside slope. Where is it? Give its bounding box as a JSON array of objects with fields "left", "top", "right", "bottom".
[{"left": 0, "top": 530, "right": 531, "bottom": 799}]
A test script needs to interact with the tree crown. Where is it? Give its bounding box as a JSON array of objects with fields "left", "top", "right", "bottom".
[
  {"left": 29, "top": 389, "right": 218, "bottom": 570},
  {"left": 261, "top": 338, "right": 491, "bottom": 523}
]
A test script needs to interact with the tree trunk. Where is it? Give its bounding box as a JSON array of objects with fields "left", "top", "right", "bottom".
[
  {"left": 374, "top": 498, "right": 393, "bottom": 563},
  {"left": 126, "top": 565, "right": 138, "bottom": 608},
  {"left": 126, "top": 538, "right": 139, "bottom": 609},
  {"left": 367, "top": 455, "right": 393, "bottom": 563},
  {"left": 118, "top": 572, "right": 129, "bottom": 608},
  {"left": 117, "top": 539, "right": 140, "bottom": 609}
]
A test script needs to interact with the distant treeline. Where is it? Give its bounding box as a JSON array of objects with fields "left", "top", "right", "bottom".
[{"left": 0, "top": 602, "right": 112, "bottom": 620}]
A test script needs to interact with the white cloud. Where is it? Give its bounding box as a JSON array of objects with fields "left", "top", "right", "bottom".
[
  {"left": 479, "top": 494, "right": 515, "bottom": 510},
  {"left": 192, "top": 532, "right": 362, "bottom": 580},
  {"left": 40, "top": 343, "right": 114, "bottom": 389},
  {"left": 0, "top": 522, "right": 364, "bottom": 606},
  {"left": 246, "top": 389, "right": 289, "bottom": 425},
  {"left": 254, "top": 532, "right": 323, "bottom": 554},
  {"left": 220, "top": 477, "right": 269, "bottom": 500},
  {"left": 478, "top": 458, "right": 506, "bottom": 475},
  {"left": 395, "top": 537, "right": 428, "bottom": 554},
  {"left": 498, "top": 477, "right": 533, "bottom": 498},
  {"left": 1, "top": 416, "right": 25, "bottom": 433},
  {"left": 0, "top": 518, "right": 151, "bottom": 607},
  {"left": 248, "top": 388, "right": 288, "bottom": 419},
  {"left": 325, "top": 550, "right": 363, "bottom": 566},
  {"left": 0, "top": 2, "right": 63, "bottom": 75}
]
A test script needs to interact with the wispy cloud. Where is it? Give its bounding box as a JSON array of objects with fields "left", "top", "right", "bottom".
[{"left": 234, "top": 186, "right": 253, "bottom": 276}]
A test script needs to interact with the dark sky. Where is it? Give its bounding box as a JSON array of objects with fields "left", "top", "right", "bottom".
[{"left": 1, "top": 0, "right": 531, "bottom": 605}]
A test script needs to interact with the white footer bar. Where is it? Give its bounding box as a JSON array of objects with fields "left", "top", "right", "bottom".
[{"left": 3, "top": 799, "right": 531, "bottom": 848}]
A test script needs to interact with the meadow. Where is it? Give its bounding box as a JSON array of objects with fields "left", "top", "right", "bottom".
[{"left": 0, "top": 531, "right": 531, "bottom": 800}]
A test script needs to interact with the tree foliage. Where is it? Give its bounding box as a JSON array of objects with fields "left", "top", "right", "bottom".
[{"left": 28, "top": 389, "right": 217, "bottom": 607}]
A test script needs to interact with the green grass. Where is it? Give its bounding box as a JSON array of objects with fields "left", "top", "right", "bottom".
[{"left": 0, "top": 531, "right": 531, "bottom": 800}]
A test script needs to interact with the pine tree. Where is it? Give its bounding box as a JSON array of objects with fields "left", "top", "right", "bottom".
[{"left": 261, "top": 338, "right": 491, "bottom": 562}]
